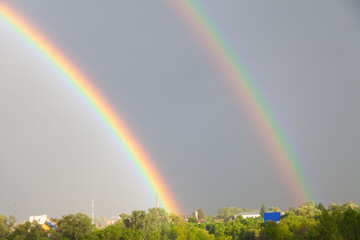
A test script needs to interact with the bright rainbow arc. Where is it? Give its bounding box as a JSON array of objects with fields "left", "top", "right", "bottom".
[
  {"left": 0, "top": 3, "right": 180, "bottom": 214},
  {"left": 170, "top": 1, "right": 315, "bottom": 203}
]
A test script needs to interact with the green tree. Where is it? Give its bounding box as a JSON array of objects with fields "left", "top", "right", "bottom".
[
  {"left": 260, "top": 221, "right": 293, "bottom": 240},
  {"left": 205, "top": 220, "right": 228, "bottom": 239},
  {"left": 188, "top": 216, "right": 198, "bottom": 224},
  {"left": 268, "top": 206, "right": 281, "bottom": 212},
  {"left": 295, "top": 201, "right": 321, "bottom": 218},
  {"left": 0, "top": 215, "right": 11, "bottom": 239},
  {"left": 120, "top": 210, "right": 147, "bottom": 231},
  {"left": 92, "top": 224, "right": 123, "bottom": 240},
  {"left": 217, "top": 207, "right": 252, "bottom": 221},
  {"left": 120, "top": 208, "right": 171, "bottom": 239},
  {"left": 339, "top": 208, "right": 360, "bottom": 240},
  {"left": 146, "top": 207, "right": 171, "bottom": 239},
  {"left": 289, "top": 206, "right": 295, "bottom": 213},
  {"left": 91, "top": 223, "right": 143, "bottom": 240},
  {"left": 281, "top": 211, "right": 317, "bottom": 239},
  {"left": 217, "top": 207, "right": 232, "bottom": 221},
  {"left": 197, "top": 208, "right": 206, "bottom": 220},
  {"left": 313, "top": 210, "right": 341, "bottom": 240},
  {"left": 10, "top": 221, "right": 48, "bottom": 240},
  {"left": 224, "top": 219, "right": 247, "bottom": 240},
  {"left": 170, "top": 221, "right": 214, "bottom": 240},
  {"left": 316, "top": 202, "right": 327, "bottom": 211},
  {"left": 51, "top": 213, "right": 95, "bottom": 240},
  {"left": 94, "top": 216, "right": 108, "bottom": 228},
  {"left": 0, "top": 215, "right": 16, "bottom": 239},
  {"left": 328, "top": 202, "right": 342, "bottom": 212},
  {"left": 260, "top": 204, "right": 266, "bottom": 218},
  {"left": 342, "top": 202, "right": 360, "bottom": 211}
]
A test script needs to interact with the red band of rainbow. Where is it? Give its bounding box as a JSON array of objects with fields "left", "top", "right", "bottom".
[
  {"left": 0, "top": 2, "right": 180, "bottom": 214},
  {"left": 169, "top": 0, "right": 315, "bottom": 204}
]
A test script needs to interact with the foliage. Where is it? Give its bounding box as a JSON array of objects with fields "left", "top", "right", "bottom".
[
  {"left": 170, "top": 221, "right": 214, "bottom": 240},
  {"left": 50, "top": 213, "right": 95, "bottom": 240},
  {"left": 260, "top": 204, "right": 266, "bottom": 218},
  {"left": 316, "top": 202, "right": 326, "bottom": 212},
  {"left": 92, "top": 224, "right": 143, "bottom": 240},
  {"left": 339, "top": 207, "right": 360, "bottom": 240},
  {"left": 268, "top": 206, "right": 281, "bottom": 213},
  {"left": 217, "top": 207, "right": 255, "bottom": 221},
  {"left": 4, "top": 202, "right": 360, "bottom": 239},
  {"left": 329, "top": 202, "right": 360, "bottom": 212},
  {"left": 205, "top": 217, "right": 261, "bottom": 240},
  {"left": 260, "top": 221, "right": 293, "bottom": 240},
  {"left": 94, "top": 216, "right": 108, "bottom": 228},
  {"left": 311, "top": 210, "right": 341, "bottom": 239},
  {"left": 280, "top": 211, "right": 317, "bottom": 239},
  {"left": 0, "top": 215, "right": 15, "bottom": 239},
  {"left": 196, "top": 208, "right": 206, "bottom": 220},
  {"left": 10, "top": 221, "right": 48, "bottom": 240},
  {"left": 295, "top": 201, "right": 321, "bottom": 218},
  {"left": 120, "top": 207, "right": 171, "bottom": 239}
]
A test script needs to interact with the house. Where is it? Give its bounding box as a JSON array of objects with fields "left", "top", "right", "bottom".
[
  {"left": 234, "top": 212, "right": 260, "bottom": 219},
  {"left": 29, "top": 215, "right": 48, "bottom": 225},
  {"left": 107, "top": 217, "right": 120, "bottom": 226}
]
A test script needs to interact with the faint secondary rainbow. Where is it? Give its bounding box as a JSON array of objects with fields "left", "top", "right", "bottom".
[
  {"left": 170, "top": 1, "right": 315, "bottom": 203},
  {"left": 0, "top": 3, "right": 180, "bottom": 214}
]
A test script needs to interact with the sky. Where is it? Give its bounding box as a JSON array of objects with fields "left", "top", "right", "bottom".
[{"left": 1, "top": 0, "right": 360, "bottom": 221}]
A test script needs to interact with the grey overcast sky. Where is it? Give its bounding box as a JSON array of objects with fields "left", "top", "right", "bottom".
[{"left": 1, "top": 0, "right": 360, "bottom": 220}]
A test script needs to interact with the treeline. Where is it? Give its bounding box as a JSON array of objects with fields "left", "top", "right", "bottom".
[{"left": 1, "top": 201, "right": 360, "bottom": 239}]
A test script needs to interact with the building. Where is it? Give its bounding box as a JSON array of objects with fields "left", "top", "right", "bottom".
[
  {"left": 107, "top": 217, "right": 120, "bottom": 226},
  {"left": 234, "top": 212, "right": 261, "bottom": 219},
  {"left": 29, "top": 215, "right": 48, "bottom": 225},
  {"left": 264, "top": 212, "right": 281, "bottom": 222}
]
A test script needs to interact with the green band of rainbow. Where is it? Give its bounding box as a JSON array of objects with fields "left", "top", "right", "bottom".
[
  {"left": 0, "top": 3, "right": 180, "bottom": 214},
  {"left": 170, "top": 0, "right": 315, "bottom": 203}
]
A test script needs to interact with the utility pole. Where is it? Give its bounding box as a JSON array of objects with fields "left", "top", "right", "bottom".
[
  {"left": 13, "top": 202, "right": 16, "bottom": 216},
  {"left": 92, "top": 199, "right": 95, "bottom": 224},
  {"left": 156, "top": 195, "right": 159, "bottom": 208}
]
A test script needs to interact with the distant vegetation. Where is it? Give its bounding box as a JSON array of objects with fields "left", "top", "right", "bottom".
[{"left": 1, "top": 201, "right": 360, "bottom": 239}]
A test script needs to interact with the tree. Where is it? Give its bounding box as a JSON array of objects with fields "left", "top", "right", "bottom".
[
  {"left": 281, "top": 211, "right": 316, "bottom": 239},
  {"left": 217, "top": 207, "right": 250, "bottom": 221},
  {"left": 11, "top": 221, "right": 48, "bottom": 240},
  {"left": 224, "top": 219, "right": 247, "bottom": 240},
  {"left": 91, "top": 223, "right": 143, "bottom": 240},
  {"left": 268, "top": 206, "right": 281, "bottom": 212},
  {"left": 260, "top": 204, "right": 266, "bottom": 218},
  {"left": 52, "top": 213, "right": 95, "bottom": 240},
  {"left": 328, "top": 202, "right": 342, "bottom": 212},
  {"left": 259, "top": 221, "right": 293, "bottom": 240},
  {"left": 316, "top": 202, "right": 327, "bottom": 211},
  {"left": 170, "top": 221, "right": 214, "bottom": 240},
  {"left": 120, "top": 210, "right": 147, "bottom": 231},
  {"left": 0, "top": 215, "right": 16, "bottom": 239},
  {"left": 0, "top": 215, "right": 11, "bottom": 239},
  {"left": 339, "top": 208, "right": 360, "bottom": 240},
  {"left": 188, "top": 216, "right": 198, "bottom": 224},
  {"left": 92, "top": 224, "right": 123, "bottom": 240},
  {"left": 94, "top": 216, "right": 108, "bottom": 228},
  {"left": 342, "top": 202, "right": 360, "bottom": 211},
  {"left": 120, "top": 208, "right": 171, "bottom": 239},
  {"left": 313, "top": 210, "right": 341, "bottom": 240},
  {"left": 197, "top": 208, "right": 206, "bottom": 220},
  {"left": 295, "top": 201, "right": 321, "bottom": 218},
  {"left": 146, "top": 207, "right": 171, "bottom": 239}
]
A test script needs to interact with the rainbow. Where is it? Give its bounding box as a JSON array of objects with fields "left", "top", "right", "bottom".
[
  {"left": 169, "top": 1, "right": 315, "bottom": 203},
  {"left": 0, "top": 3, "right": 180, "bottom": 214}
]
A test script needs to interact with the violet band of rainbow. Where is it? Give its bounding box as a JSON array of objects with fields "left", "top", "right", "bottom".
[
  {"left": 0, "top": 2, "right": 180, "bottom": 214},
  {"left": 169, "top": 0, "right": 315, "bottom": 204}
]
